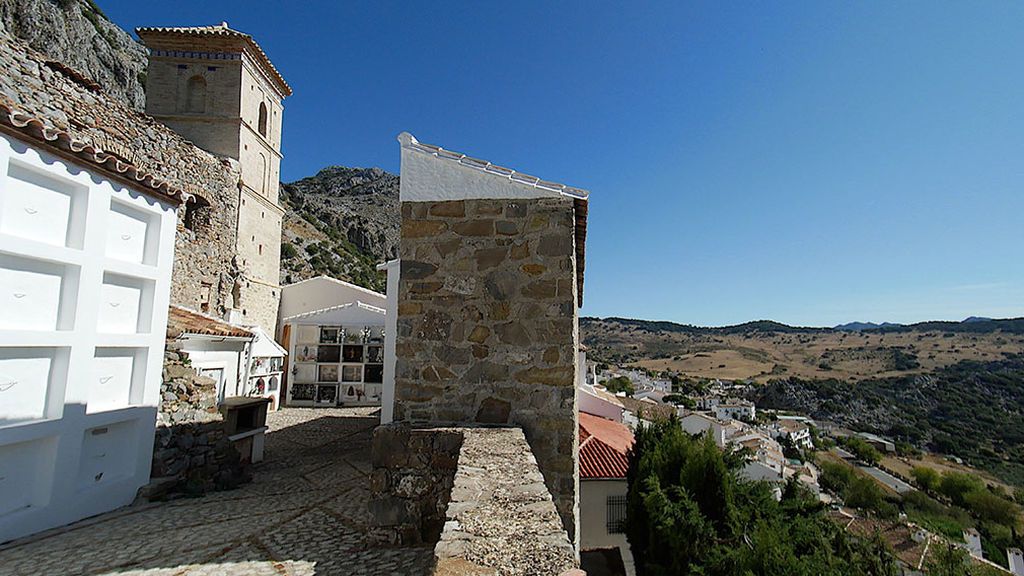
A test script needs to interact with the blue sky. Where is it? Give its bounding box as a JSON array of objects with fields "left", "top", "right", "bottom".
[{"left": 103, "top": 1, "right": 1024, "bottom": 327}]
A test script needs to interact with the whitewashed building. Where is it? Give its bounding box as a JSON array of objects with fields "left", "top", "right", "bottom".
[
  {"left": 278, "top": 276, "right": 387, "bottom": 407},
  {"left": 166, "top": 306, "right": 254, "bottom": 404},
  {"left": 246, "top": 325, "right": 287, "bottom": 410}
]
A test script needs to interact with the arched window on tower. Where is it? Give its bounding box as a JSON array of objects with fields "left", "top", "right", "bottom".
[
  {"left": 258, "top": 153, "right": 268, "bottom": 196},
  {"left": 258, "top": 102, "right": 268, "bottom": 137},
  {"left": 186, "top": 75, "right": 207, "bottom": 113}
]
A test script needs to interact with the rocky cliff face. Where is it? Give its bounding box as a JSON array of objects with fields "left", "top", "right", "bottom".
[
  {"left": 279, "top": 166, "right": 400, "bottom": 292},
  {"left": 0, "top": 0, "right": 147, "bottom": 110}
]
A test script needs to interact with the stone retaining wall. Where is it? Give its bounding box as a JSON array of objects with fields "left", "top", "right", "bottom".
[{"left": 144, "top": 345, "right": 250, "bottom": 499}]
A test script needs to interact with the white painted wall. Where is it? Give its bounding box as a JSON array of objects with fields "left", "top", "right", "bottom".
[
  {"left": 278, "top": 275, "right": 386, "bottom": 330},
  {"left": 177, "top": 336, "right": 250, "bottom": 402},
  {"left": 579, "top": 386, "right": 625, "bottom": 423},
  {"left": 580, "top": 480, "right": 635, "bottom": 576},
  {"left": 378, "top": 259, "right": 399, "bottom": 423},
  {"left": 0, "top": 133, "right": 176, "bottom": 543},
  {"left": 680, "top": 413, "right": 727, "bottom": 447},
  {"left": 1007, "top": 548, "right": 1024, "bottom": 576}
]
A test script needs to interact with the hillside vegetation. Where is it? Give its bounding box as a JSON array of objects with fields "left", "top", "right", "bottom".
[
  {"left": 751, "top": 355, "right": 1024, "bottom": 487},
  {"left": 278, "top": 166, "right": 399, "bottom": 292}
]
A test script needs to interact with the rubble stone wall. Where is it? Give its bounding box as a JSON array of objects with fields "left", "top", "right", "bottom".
[
  {"left": 169, "top": 161, "right": 243, "bottom": 318},
  {"left": 146, "top": 344, "right": 250, "bottom": 499},
  {"left": 368, "top": 424, "right": 578, "bottom": 575},
  {"left": 394, "top": 196, "right": 580, "bottom": 539},
  {"left": 367, "top": 422, "right": 463, "bottom": 546}
]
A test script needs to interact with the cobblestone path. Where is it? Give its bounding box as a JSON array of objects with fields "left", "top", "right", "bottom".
[{"left": 0, "top": 408, "right": 435, "bottom": 576}]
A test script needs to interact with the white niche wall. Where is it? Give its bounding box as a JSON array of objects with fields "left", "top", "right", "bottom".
[{"left": 0, "top": 133, "right": 177, "bottom": 543}]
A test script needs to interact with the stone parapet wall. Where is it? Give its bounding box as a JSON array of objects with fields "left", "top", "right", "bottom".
[
  {"left": 367, "top": 424, "right": 578, "bottom": 576},
  {"left": 433, "top": 427, "right": 577, "bottom": 576},
  {"left": 368, "top": 423, "right": 463, "bottom": 546},
  {"left": 394, "top": 196, "right": 580, "bottom": 539},
  {"left": 144, "top": 344, "right": 250, "bottom": 499}
]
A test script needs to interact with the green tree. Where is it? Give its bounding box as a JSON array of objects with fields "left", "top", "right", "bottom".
[
  {"left": 626, "top": 418, "right": 899, "bottom": 575},
  {"left": 927, "top": 542, "right": 973, "bottom": 576},
  {"left": 911, "top": 466, "right": 941, "bottom": 492},
  {"left": 938, "top": 472, "right": 985, "bottom": 507},
  {"left": 846, "top": 476, "right": 885, "bottom": 511},
  {"left": 963, "top": 489, "right": 1020, "bottom": 527},
  {"left": 603, "top": 375, "right": 634, "bottom": 396},
  {"left": 280, "top": 242, "right": 298, "bottom": 259}
]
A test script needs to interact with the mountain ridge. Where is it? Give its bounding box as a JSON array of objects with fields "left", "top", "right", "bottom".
[{"left": 583, "top": 315, "right": 1024, "bottom": 335}]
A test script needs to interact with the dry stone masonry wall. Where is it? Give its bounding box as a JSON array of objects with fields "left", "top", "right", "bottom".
[
  {"left": 394, "top": 196, "right": 580, "bottom": 540},
  {"left": 146, "top": 344, "right": 250, "bottom": 499},
  {"left": 368, "top": 423, "right": 463, "bottom": 547}
]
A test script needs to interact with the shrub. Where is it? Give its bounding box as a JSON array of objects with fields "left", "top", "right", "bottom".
[
  {"left": 280, "top": 242, "right": 298, "bottom": 259},
  {"left": 911, "top": 466, "right": 941, "bottom": 492}
]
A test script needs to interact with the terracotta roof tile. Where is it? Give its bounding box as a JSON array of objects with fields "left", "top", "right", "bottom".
[
  {"left": 167, "top": 305, "right": 253, "bottom": 339},
  {"left": 579, "top": 412, "right": 634, "bottom": 479},
  {"left": 0, "top": 34, "right": 237, "bottom": 204}
]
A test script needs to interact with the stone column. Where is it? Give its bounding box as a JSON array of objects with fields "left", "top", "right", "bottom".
[{"left": 392, "top": 134, "right": 582, "bottom": 541}]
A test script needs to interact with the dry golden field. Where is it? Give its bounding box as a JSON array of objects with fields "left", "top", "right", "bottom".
[{"left": 582, "top": 319, "right": 1024, "bottom": 383}]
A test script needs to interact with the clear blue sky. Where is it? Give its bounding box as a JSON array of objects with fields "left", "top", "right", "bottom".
[{"left": 103, "top": 1, "right": 1024, "bottom": 327}]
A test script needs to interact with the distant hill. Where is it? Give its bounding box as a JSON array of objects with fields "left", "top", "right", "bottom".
[
  {"left": 834, "top": 321, "right": 903, "bottom": 332},
  {"left": 581, "top": 316, "right": 1024, "bottom": 382}
]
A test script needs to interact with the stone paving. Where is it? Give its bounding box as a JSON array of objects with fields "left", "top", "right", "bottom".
[{"left": 0, "top": 408, "right": 436, "bottom": 576}]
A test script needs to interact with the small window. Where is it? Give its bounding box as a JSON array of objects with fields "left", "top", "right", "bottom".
[
  {"left": 199, "top": 282, "right": 213, "bottom": 313},
  {"left": 258, "top": 102, "right": 268, "bottom": 136},
  {"left": 186, "top": 75, "right": 206, "bottom": 113},
  {"left": 183, "top": 196, "right": 211, "bottom": 233},
  {"left": 606, "top": 495, "right": 627, "bottom": 534}
]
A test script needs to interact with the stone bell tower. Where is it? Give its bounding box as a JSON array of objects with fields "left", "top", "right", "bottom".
[{"left": 137, "top": 23, "right": 291, "bottom": 333}]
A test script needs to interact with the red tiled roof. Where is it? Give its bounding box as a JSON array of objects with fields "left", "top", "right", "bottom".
[
  {"left": 167, "top": 305, "right": 253, "bottom": 339},
  {"left": 579, "top": 412, "right": 634, "bottom": 480}
]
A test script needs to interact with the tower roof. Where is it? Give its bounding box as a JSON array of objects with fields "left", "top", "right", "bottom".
[{"left": 137, "top": 22, "right": 291, "bottom": 97}]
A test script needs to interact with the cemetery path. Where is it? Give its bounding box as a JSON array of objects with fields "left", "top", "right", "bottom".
[{"left": 0, "top": 408, "right": 434, "bottom": 576}]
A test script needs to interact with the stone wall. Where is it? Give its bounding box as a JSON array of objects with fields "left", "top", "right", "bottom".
[
  {"left": 169, "top": 164, "right": 243, "bottom": 319},
  {"left": 368, "top": 423, "right": 463, "bottom": 546},
  {"left": 434, "top": 427, "right": 577, "bottom": 576},
  {"left": 394, "top": 196, "right": 580, "bottom": 539},
  {"left": 368, "top": 424, "right": 578, "bottom": 576},
  {"left": 145, "top": 344, "right": 250, "bottom": 499}
]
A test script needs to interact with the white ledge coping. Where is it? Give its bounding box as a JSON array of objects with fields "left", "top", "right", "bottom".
[{"left": 397, "top": 132, "right": 589, "bottom": 201}]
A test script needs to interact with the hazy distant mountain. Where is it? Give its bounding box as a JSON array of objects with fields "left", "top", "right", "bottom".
[
  {"left": 963, "top": 316, "right": 994, "bottom": 323},
  {"left": 833, "top": 321, "right": 903, "bottom": 332}
]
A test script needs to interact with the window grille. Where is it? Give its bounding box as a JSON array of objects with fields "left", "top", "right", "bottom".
[{"left": 606, "top": 495, "right": 627, "bottom": 534}]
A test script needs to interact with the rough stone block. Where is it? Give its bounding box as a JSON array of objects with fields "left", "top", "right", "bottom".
[
  {"left": 452, "top": 220, "right": 494, "bottom": 236},
  {"left": 475, "top": 397, "right": 511, "bottom": 424},
  {"left": 428, "top": 200, "right": 466, "bottom": 217}
]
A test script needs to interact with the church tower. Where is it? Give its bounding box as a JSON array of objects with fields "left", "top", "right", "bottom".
[{"left": 137, "top": 23, "right": 291, "bottom": 333}]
